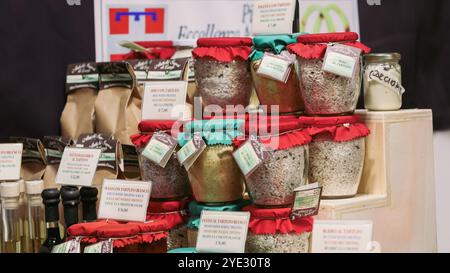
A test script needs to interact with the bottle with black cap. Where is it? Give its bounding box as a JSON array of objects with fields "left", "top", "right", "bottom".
[
  {"left": 80, "top": 187, "right": 98, "bottom": 222},
  {"left": 60, "top": 186, "right": 80, "bottom": 237},
  {"left": 40, "top": 188, "right": 62, "bottom": 253}
]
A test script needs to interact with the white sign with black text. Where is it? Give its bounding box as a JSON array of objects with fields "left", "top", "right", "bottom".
[
  {"left": 56, "top": 147, "right": 101, "bottom": 187},
  {"left": 0, "top": 143, "right": 23, "bottom": 181},
  {"left": 252, "top": 0, "right": 296, "bottom": 35},
  {"left": 142, "top": 81, "right": 188, "bottom": 121}
]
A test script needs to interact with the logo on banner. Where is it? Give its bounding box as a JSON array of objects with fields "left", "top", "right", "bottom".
[{"left": 109, "top": 8, "right": 165, "bottom": 35}]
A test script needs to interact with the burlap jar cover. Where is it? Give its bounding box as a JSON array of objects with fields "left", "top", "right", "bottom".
[
  {"left": 192, "top": 37, "right": 253, "bottom": 108},
  {"left": 233, "top": 115, "right": 311, "bottom": 207},
  {"left": 299, "top": 115, "right": 370, "bottom": 198},
  {"left": 131, "top": 120, "right": 190, "bottom": 200},
  {"left": 243, "top": 205, "right": 314, "bottom": 253},
  {"left": 287, "top": 32, "right": 371, "bottom": 115},
  {"left": 177, "top": 119, "right": 246, "bottom": 203},
  {"left": 249, "top": 34, "right": 304, "bottom": 114}
]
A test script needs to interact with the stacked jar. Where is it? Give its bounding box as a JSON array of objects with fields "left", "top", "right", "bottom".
[
  {"left": 192, "top": 37, "right": 253, "bottom": 109},
  {"left": 146, "top": 198, "right": 190, "bottom": 251},
  {"left": 243, "top": 205, "right": 313, "bottom": 253},
  {"left": 131, "top": 120, "right": 191, "bottom": 250},
  {"left": 67, "top": 220, "right": 119, "bottom": 252},
  {"left": 249, "top": 34, "right": 304, "bottom": 114},
  {"left": 186, "top": 199, "right": 251, "bottom": 248},
  {"left": 287, "top": 32, "right": 371, "bottom": 200}
]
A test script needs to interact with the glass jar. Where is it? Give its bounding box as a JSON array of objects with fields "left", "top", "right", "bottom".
[
  {"left": 130, "top": 221, "right": 169, "bottom": 253},
  {"left": 300, "top": 116, "right": 370, "bottom": 199},
  {"left": 186, "top": 200, "right": 251, "bottom": 248},
  {"left": 178, "top": 119, "right": 246, "bottom": 203},
  {"left": 192, "top": 37, "right": 253, "bottom": 108},
  {"left": 67, "top": 220, "right": 118, "bottom": 252},
  {"left": 25, "top": 180, "right": 46, "bottom": 253},
  {"left": 146, "top": 199, "right": 190, "bottom": 250},
  {"left": 364, "top": 53, "right": 404, "bottom": 111},
  {"left": 1, "top": 182, "right": 22, "bottom": 253},
  {"left": 243, "top": 205, "right": 313, "bottom": 253},
  {"left": 234, "top": 115, "right": 311, "bottom": 207},
  {"left": 288, "top": 32, "right": 371, "bottom": 115},
  {"left": 132, "top": 120, "right": 191, "bottom": 200},
  {"left": 250, "top": 34, "right": 304, "bottom": 114}
]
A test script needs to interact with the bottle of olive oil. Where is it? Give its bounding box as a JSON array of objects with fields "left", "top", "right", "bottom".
[
  {"left": 26, "top": 180, "right": 45, "bottom": 253},
  {"left": 1, "top": 181, "right": 22, "bottom": 253}
]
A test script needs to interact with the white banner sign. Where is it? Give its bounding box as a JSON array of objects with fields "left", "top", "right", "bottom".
[
  {"left": 0, "top": 143, "right": 23, "bottom": 181},
  {"left": 94, "top": 0, "right": 254, "bottom": 61},
  {"left": 98, "top": 179, "right": 151, "bottom": 222}
]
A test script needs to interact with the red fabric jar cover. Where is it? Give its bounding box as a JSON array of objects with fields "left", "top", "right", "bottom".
[
  {"left": 128, "top": 220, "right": 169, "bottom": 244},
  {"left": 146, "top": 198, "right": 190, "bottom": 229},
  {"left": 243, "top": 205, "right": 313, "bottom": 235},
  {"left": 299, "top": 115, "right": 370, "bottom": 142},
  {"left": 123, "top": 41, "right": 176, "bottom": 60},
  {"left": 130, "top": 120, "right": 185, "bottom": 150},
  {"left": 287, "top": 32, "right": 371, "bottom": 59},
  {"left": 192, "top": 37, "right": 253, "bottom": 62},
  {"left": 96, "top": 223, "right": 141, "bottom": 249},
  {"left": 233, "top": 115, "right": 311, "bottom": 150},
  {"left": 67, "top": 220, "right": 120, "bottom": 244}
]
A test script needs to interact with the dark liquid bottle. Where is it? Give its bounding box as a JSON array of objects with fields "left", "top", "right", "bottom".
[
  {"left": 61, "top": 186, "right": 80, "bottom": 239},
  {"left": 39, "top": 188, "right": 62, "bottom": 253},
  {"left": 80, "top": 187, "right": 98, "bottom": 222}
]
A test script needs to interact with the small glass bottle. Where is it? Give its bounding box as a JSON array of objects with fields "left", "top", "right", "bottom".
[
  {"left": 1, "top": 181, "right": 22, "bottom": 253},
  {"left": 80, "top": 187, "right": 98, "bottom": 222},
  {"left": 26, "top": 180, "right": 45, "bottom": 253},
  {"left": 61, "top": 186, "right": 80, "bottom": 237},
  {"left": 19, "top": 179, "right": 33, "bottom": 253},
  {"left": 40, "top": 188, "right": 62, "bottom": 253}
]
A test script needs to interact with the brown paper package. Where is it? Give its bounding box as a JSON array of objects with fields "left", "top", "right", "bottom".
[
  {"left": 42, "top": 136, "right": 72, "bottom": 189},
  {"left": 60, "top": 62, "right": 99, "bottom": 139},
  {"left": 10, "top": 137, "right": 46, "bottom": 181}
]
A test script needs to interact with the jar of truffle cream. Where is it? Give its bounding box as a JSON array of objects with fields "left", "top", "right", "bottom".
[{"left": 364, "top": 53, "right": 404, "bottom": 111}]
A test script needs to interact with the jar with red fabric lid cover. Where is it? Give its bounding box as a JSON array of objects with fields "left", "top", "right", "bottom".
[
  {"left": 131, "top": 120, "right": 191, "bottom": 200},
  {"left": 243, "top": 205, "right": 313, "bottom": 253},
  {"left": 127, "top": 220, "right": 169, "bottom": 253},
  {"left": 66, "top": 220, "right": 119, "bottom": 252},
  {"left": 192, "top": 37, "right": 253, "bottom": 108},
  {"left": 299, "top": 115, "right": 370, "bottom": 199},
  {"left": 233, "top": 115, "right": 311, "bottom": 207},
  {"left": 146, "top": 198, "right": 190, "bottom": 250},
  {"left": 287, "top": 32, "right": 371, "bottom": 115},
  {"left": 120, "top": 41, "right": 177, "bottom": 61}
]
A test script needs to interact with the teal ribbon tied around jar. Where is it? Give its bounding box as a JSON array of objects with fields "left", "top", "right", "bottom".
[
  {"left": 249, "top": 33, "right": 303, "bottom": 62},
  {"left": 177, "top": 119, "right": 245, "bottom": 146}
]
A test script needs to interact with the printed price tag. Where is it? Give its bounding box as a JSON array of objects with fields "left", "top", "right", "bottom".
[
  {"left": 233, "top": 137, "right": 269, "bottom": 177},
  {"left": 252, "top": 0, "right": 296, "bottom": 35},
  {"left": 322, "top": 44, "right": 362, "bottom": 78},
  {"left": 84, "top": 240, "right": 114, "bottom": 253},
  {"left": 311, "top": 220, "right": 375, "bottom": 253},
  {"left": 257, "top": 52, "right": 294, "bottom": 83},
  {"left": 98, "top": 179, "right": 151, "bottom": 222},
  {"left": 0, "top": 143, "right": 23, "bottom": 180},
  {"left": 55, "top": 147, "right": 101, "bottom": 187},
  {"left": 142, "top": 81, "right": 188, "bottom": 121},
  {"left": 176, "top": 132, "right": 206, "bottom": 171},
  {"left": 196, "top": 211, "right": 250, "bottom": 253},
  {"left": 142, "top": 132, "right": 178, "bottom": 168},
  {"left": 51, "top": 238, "right": 81, "bottom": 253},
  {"left": 291, "top": 183, "right": 322, "bottom": 218}
]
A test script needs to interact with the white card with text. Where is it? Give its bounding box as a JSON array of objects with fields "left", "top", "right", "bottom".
[
  {"left": 56, "top": 147, "right": 101, "bottom": 187},
  {"left": 252, "top": 0, "right": 296, "bottom": 35},
  {"left": 142, "top": 81, "right": 188, "bottom": 121},
  {"left": 196, "top": 211, "right": 250, "bottom": 253},
  {"left": 98, "top": 179, "right": 151, "bottom": 222},
  {"left": 0, "top": 143, "right": 23, "bottom": 180},
  {"left": 311, "top": 220, "right": 376, "bottom": 253}
]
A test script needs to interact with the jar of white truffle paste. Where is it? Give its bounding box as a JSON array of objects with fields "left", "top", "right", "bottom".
[
  {"left": 288, "top": 32, "right": 371, "bottom": 115},
  {"left": 299, "top": 115, "right": 370, "bottom": 199},
  {"left": 243, "top": 205, "right": 313, "bottom": 253},
  {"left": 364, "top": 53, "right": 404, "bottom": 111}
]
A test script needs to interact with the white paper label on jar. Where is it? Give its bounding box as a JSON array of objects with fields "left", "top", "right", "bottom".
[
  {"left": 51, "top": 238, "right": 81, "bottom": 253},
  {"left": 176, "top": 132, "right": 206, "bottom": 170},
  {"left": 257, "top": 53, "right": 292, "bottom": 83},
  {"left": 233, "top": 137, "right": 269, "bottom": 177},
  {"left": 323, "top": 44, "right": 361, "bottom": 79},
  {"left": 141, "top": 132, "right": 178, "bottom": 168},
  {"left": 366, "top": 68, "right": 405, "bottom": 96},
  {"left": 84, "top": 240, "right": 114, "bottom": 253}
]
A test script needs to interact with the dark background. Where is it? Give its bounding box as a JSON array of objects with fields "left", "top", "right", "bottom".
[{"left": 0, "top": 0, "right": 448, "bottom": 141}]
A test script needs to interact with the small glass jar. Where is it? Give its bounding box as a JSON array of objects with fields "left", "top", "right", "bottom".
[
  {"left": 364, "top": 53, "right": 404, "bottom": 111},
  {"left": 178, "top": 119, "right": 246, "bottom": 203},
  {"left": 192, "top": 37, "right": 253, "bottom": 108},
  {"left": 67, "top": 220, "right": 118, "bottom": 252},
  {"left": 243, "top": 206, "right": 313, "bottom": 253},
  {"left": 146, "top": 199, "right": 190, "bottom": 250},
  {"left": 234, "top": 115, "right": 311, "bottom": 207},
  {"left": 300, "top": 116, "right": 370, "bottom": 199},
  {"left": 132, "top": 120, "right": 191, "bottom": 200},
  {"left": 288, "top": 32, "right": 371, "bottom": 115},
  {"left": 250, "top": 34, "right": 304, "bottom": 114}
]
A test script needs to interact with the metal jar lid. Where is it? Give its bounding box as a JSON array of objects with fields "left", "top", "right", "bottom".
[{"left": 364, "top": 53, "right": 401, "bottom": 63}]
